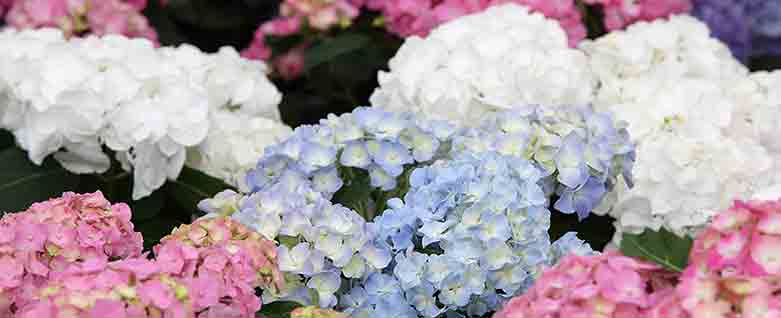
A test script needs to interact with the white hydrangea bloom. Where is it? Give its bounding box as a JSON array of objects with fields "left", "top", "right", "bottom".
[
  {"left": 370, "top": 4, "right": 595, "bottom": 125},
  {"left": 583, "top": 16, "right": 777, "bottom": 242},
  {"left": 187, "top": 112, "right": 292, "bottom": 191},
  {"left": 0, "top": 28, "right": 289, "bottom": 199}
]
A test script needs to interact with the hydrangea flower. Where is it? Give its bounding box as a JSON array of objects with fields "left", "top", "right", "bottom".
[
  {"left": 452, "top": 106, "right": 635, "bottom": 220},
  {"left": 494, "top": 250, "right": 677, "bottom": 318},
  {"left": 0, "top": 28, "right": 288, "bottom": 198},
  {"left": 582, "top": 16, "right": 776, "bottom": 242},
  {"left": 246, "top": 107, "right": 455, "bottom": 200},
  {"left": 583, "top": 0, "right": 692, "bottom": 32},
  {"left": 0, "top": 191, "right": 143, "bottom": 315},
  {"left": 342, "top": 152, "right": 595, "bottom": 317},
  {"left": 692, "top": 0, "right": 781, "bottom": 61},
  {"left": 154, "top": 216, "right": 284, "bottom": 316},
  {"left": 14, "top": 257, "right": 197, "bottom": 318},
  {"left": 645, "top": 199, "right": 781, "bottom": 317},
  {"left": 291, "top": 306, "right": 348, "bottom": 318},
  {"left": 3, "top": 0, "right": 158, "bottom": 42},
  {"left": 366, "top": 1, "right": 586, "bottom": 46},
  {"left": 202, "top": 178, "right": 392, "bottom": 309},
  {"left": 371, "top": 4, "right": 595, "bottom": 126}
]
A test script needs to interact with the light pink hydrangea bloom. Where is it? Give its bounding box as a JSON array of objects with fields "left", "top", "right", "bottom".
[
  {"left": 367, "top": 0, "right": 587, "bottom": 46},
  {"left": 155, "top": 216, "right": 283, "bottom": 317},
  {"left": 583, "top": 0, "right": 692, "bottom": 31},
  {"left": 4, "top": 0, "right": 157, "bottom": 42},
  {"left": 0, "top": 191, "right": 143, "bottom": 316},
  {"left": 647, "top": 200, "right": 781, "bottom": 318},
  {"left": 494, "top": 250, "right": 677, "bottom": 318}
]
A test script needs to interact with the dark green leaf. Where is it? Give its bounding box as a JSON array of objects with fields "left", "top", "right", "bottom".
[
  {"left": 0, "top": 147, "right": 81, "bottom": 214},
  {"left": 130, "top": 188, "right": 165, "bottom": 222},
  {"left": 304, "top": 33, "right": 371, "bottom": 71},
  {"left": 258, "top": 301, "right": 302, "bottom": 318},
  {"left": 167, "top": 166, "right": 234, "bottom": 218},
  {"left": 332, "top": 167, "right": 375, "bottom": 221},
  {"left": 0, "top": 131, "right": 14, "bottom": 150},
  {"left": 135, "top": 215, "right": 179, "bottom": 250},
  {"left": 549, "top": 209, "right": 615, "bottom": 251},
  {"left": 620, "top": 228, "right": 693, "bottom": 272}
]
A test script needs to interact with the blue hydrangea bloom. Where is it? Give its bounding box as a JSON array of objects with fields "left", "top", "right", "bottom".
[
  {"left": 341, "top": 152, "right": 595, "bottom": 318},
  {"left": 202, "top": 105, "right": 632, "bottom": 315},
  {"left": 451, "top": 106, "right": 635, "bottom": 220}
]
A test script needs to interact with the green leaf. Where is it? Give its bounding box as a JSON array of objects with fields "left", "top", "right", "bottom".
[
  {"left": 0, "top": 131, "right": 14, "bottom": 150},
  {"left": 166, "top": 166, "right": 235, "bottom": 218},
  {"left": 130, "top": 188, "right": 165, "bottom": 222},
  {"left": 258, "top": 301, "right": 302, "bottom": 318},
  {"left": 620, "top": 228, "right": 694, "bottom": 272},
  {"left": 0, "top": 147, "right": 81, "bottom": 214},
  {"left": 135, "top": 215, "right": 179, "bottom": 250},
  {"left": 332, "top": 167, "right": 375, "bottom": 221},
  {"left": 304, "top": 33, "right": 371, "bottom": 72}
]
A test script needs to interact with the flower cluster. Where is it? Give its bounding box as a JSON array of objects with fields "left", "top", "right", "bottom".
[
  {"left": 3, "top": 0, "right": 158, "bottom": 42},
  {"left": 0, "top": 28, "right": 289, "bottom": 198},
  {"left": 15, "top": 257, "right": 197, "bottom": 318},
  {"left": 246, "top": 107, "right": 454, "bottom": 197},
  {"left": 342, "top": 152, "right": 594, "bottom": 318},
  {"left": 365, "top": 0, "right": 586, "bottom": 46},
  {"left": 241, "top": 0, "right": 361, "bottom": 79},
  {"left": 584, "top": 0, "right": 691, "bottom": 32},
  {"left": 291, "top": 306, "right": 348, "bottom": 318},
  {"left": 0, "top": 192, "right": 282, "bottom": 318},
  {"left": 581, "top": 16, "right": 776, "bottom": 241},
  {"left": 201, "top": 180, "right": 393, "bottom": 309},
  {"left": 370, "top": 4, "right": 594, "bottom": 126},
  {"left": 494, "top": 250, "right": 677, "bottom": 318},
  {"left": 644, "top": 199, "right": 781, "bottom": 317},
  {"left": 202, "top": 104, "right": 632, "bottom": 316},
  {"left": 495, "top": 199, "right": 781, "bottom": 317},
  {"left": 0, "top": 191, "right": 143, "bottom": 315},
  {"left": 452, "top": 106, "right": 635, "bottom": 220},
  {"left": 692, "top": 0, "right": 781, "bottom": 61},
  {"left": 153, "top": 216, "right": 284, "bottom": 316}
]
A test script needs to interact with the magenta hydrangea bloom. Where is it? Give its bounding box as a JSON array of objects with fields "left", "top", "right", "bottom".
[
  {"left": 583, "top": 0, "right": 692, "bottom": 31},
  {"left": 493, "top": 250, "right": 677, "bottom": 318},
  {"left": 0, "top": 191, "right": 143, "bottom": 315},
  {"left": 154, "top": 216, "right": 284, "bottom": 317}
]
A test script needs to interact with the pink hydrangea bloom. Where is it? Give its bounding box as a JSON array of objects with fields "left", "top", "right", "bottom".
[
  {"left": 154, "top": 216, "right": 283, "bottom": 317},
  {"left": 86, "top": 0, "right": 159, "bottom": 44},
  {"left": 277, "top": 0, "right": 361, "bottom": 31},
  {"left": 15, "top": 257, "right": 196, "bottom": 318},
  {"left": 688, "top": 200, "right": 781, "bottom": 277},
  {"left": 241, "top": 28, "right": 273, "bottom": 61},
  {"left": 583, "top": 0, "right": 692, "bottom": 31},
  {"left": 645, "top": 200, "right": 781, "bottom": 317},
  {"left": 274, "top": 44, "right": 306, "bottom": 81},
  {"left": 494, "top": 250, "right": 677, "bottom": 318},
  {"left": 0, "top": 191, "right": 143, "bottom": 315},
  {"left": 4, "top": 0, "right": 158, "bottom": 42},
  {"left": 368, "top": 0, "right": 587, "bottom": 46}
]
